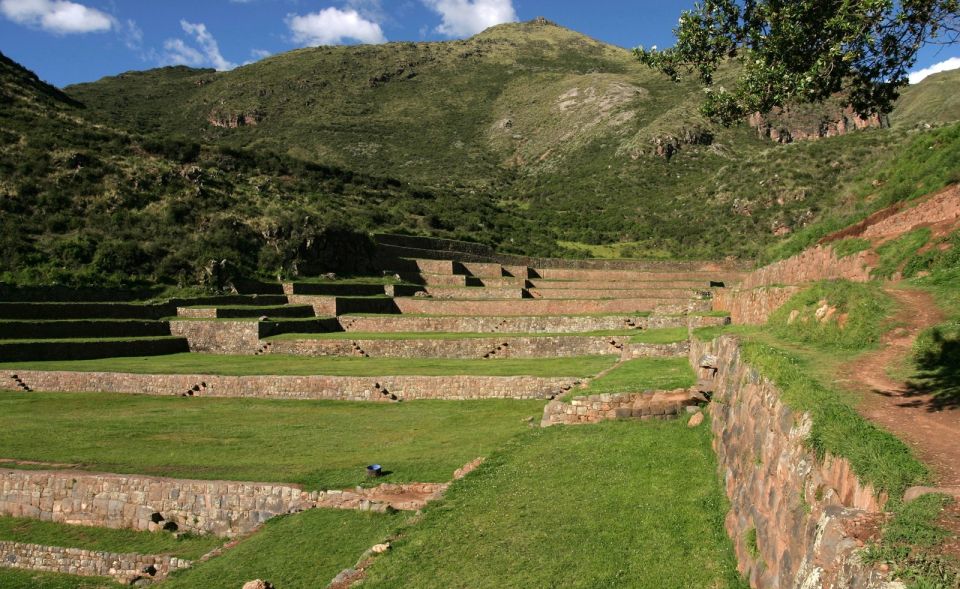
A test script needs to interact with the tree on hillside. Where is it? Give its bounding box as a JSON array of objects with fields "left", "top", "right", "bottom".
[{"left": 635, "top": 0, "right": 960, "bottom": 124}]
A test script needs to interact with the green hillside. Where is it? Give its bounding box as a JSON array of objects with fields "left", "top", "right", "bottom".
[{"left": 2, "top": 19, "right": 960, "bottom": 288}]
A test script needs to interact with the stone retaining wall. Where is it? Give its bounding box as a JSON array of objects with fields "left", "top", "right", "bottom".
[
  {"left": 8, "top": 371, "right": 579, "bottom": 401},
  {"left": 534, "top": 268, "right": 744, "bottom": 283},
  {"left": 691, "top": 336, "right": 891, "bottom": 588},
  {"left": 0, "top": 541, "right": 191, "bottom": 583},
  {"left": 622, "top": 341, "right": 690, "bottom": 358},
  {"left": 424, "top": 287, "right": 525, "bottom": 300},
  {"left": 393, "top": 297, "right": 710, "bottom": 316},
  {"left": 0, "top": 338, "right": 189, "bottom": 363},
  {"left": 170, "top": 320, "right": 262, "bottom": 354},
  {"left": 529, "top": 288, "right": 697, "bottom": 299},
  {"left": 739, "top": 246, "right": 872, "bottom": 290},
  {"left": 711, "top": 286, "right": 803, "bottom": 325},
  {"left": 267, "top": 336, "right": 629, "bottom": 359},
  {"left": 0, "top": 469, "right": 315, "bottom": 537},
  {"left": 338, "top": 314, "right": 726, "bottom": 333},
  {"left": 540, "top": 389, "right": 699, "bottom": 426}
]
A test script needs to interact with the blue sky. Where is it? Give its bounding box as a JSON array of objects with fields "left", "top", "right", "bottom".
[{"left": 1, "top": 0, "right": 957, "bottom": 88}]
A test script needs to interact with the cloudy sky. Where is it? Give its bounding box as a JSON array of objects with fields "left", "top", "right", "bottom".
[{"left": 1, "top": 0, "right": 958, "bottom": 88}]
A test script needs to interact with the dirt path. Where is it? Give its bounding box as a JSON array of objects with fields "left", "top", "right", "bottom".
[{"left": 839, "top": 287, "right": 960, "bottom": 486}]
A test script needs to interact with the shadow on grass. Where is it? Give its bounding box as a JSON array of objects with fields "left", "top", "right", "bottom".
[{"left": 900, "top": 331, "right": 960, "bottom": 412}]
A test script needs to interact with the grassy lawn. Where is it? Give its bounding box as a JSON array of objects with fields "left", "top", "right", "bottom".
[
  {"left": 164, "top": 509, "right": 402, "bottom": 589},
  {"left": 562, "top": 357, "right": 696, "bottom": 401},
  {"left": 0, "top": 569, "right": 121, "bottom": 589},
  {"left": 266, "top": 330, "right": 639, "bottom": 341},
  {"left": 0, "top": 394, "right": 543, "bottom": 489},
  {"left": 362, "top": 420, "right": 745, "bottom": 589},
  {"left": 629, "top": 327, "right": 689, "bottom": 344},
  {"left": 0, "top": 354, "right": 615, "bottom": 377},
  {"left": 0, "top": 517, "right": 222, "bottom": 560}
]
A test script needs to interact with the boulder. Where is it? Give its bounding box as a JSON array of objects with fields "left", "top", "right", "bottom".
[
  {"left": 687, "top": 412, "right": 705, "bottom": 428},
  {"left": 242, "top": 580, "right": 274, "bottom": 589}
]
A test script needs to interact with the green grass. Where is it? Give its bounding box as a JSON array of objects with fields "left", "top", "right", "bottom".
[
  {"left": 0, "top": 393, "right": 542, "bottom": 489},
  {"left": 628, "top": 327, "right": 689, "bottom": 343},
  {"left": 564, "top": 357, "right": 696, "bottom": 400},
  {"left": 0, "top": 353, "right": 615, "bottom": 377},
  {"left": 265, "top": 330, "right": 638, "bottom": 341},
  {"left": 0, "top": 516, "right": 222, "bottom": 560},
  {"left": 865, "top": 494, "right": 959, "bottom": 587},
  {"left": 362, "top": 420, "right": 745, "bottom": 589},
  {"left": 767, "top": 280, "right": 894, "bottom": 350},
  {"left": 832, "top": 237, "right": 872, "bottom": 259},
  {"left": 164, "top": 509, "right": 402, "bottom": 589},
  {"left": 872, "top": 228, "right": 932, "bottom": 279},
  {"left": 0, "top": 569, "right": 121, "bottom": 589}
]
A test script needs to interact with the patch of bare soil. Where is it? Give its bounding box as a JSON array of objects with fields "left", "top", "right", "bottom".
[{"left": 839, "top": 288, "right": 960, "bottom": 486}]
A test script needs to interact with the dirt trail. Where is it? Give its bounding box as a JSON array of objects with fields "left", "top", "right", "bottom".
[{"left": 840, "top": 288, "right": 960, "bottom": 486}]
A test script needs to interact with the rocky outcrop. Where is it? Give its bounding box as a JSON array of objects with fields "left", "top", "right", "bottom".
[
  {"left": 207, "top": 108, "right": 261, "bottom": 128},
  {"left": 749, "top": 106, "right": 885, "bottom": 144},
  {"left": 692, "top": 336, "right": 895, "bottom": 588}
]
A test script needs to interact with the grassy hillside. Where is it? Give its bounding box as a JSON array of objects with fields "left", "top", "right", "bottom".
[{"left": 3, "top": 20, "right": 959, "bottom": 289}]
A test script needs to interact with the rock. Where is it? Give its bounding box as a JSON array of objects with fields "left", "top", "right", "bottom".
[
  {"left": 687, "top": 412, "right": 704, "bottom": 428},
  {"left": 370, "top": 543, "right": 391, "bottom": 554},
  {"left": 685, "top": 405, "right": 701, "bottom": 414},
  {"left": 242, "top": 580, "right": 274, "bottom": 589}
]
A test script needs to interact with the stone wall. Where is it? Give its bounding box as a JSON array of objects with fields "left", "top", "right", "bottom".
[
  {"left": 0, "top": 469, "right": 315, "bottom": 537},
  {"left": 393, "top": 297, "right": 711, "bottom": 316},
  {"left": 170, "top": 320, "right": 262, "bottom": 354},
  {"left": 267, "top": 336, "right": 629, "bottom": 359},
  {"left": 622, "top": 341, "right": 690, "bottom": 359},
  {"left": 268, "top": 337, "right": 688, "bottom": 360},
  {"left": 534, "top": 268, "right": 744, "bottom": 283},
  {"left": 529, "top": 288, "right": 698, "bottom": 299},
  {"left": 0, "top": 541, "right": 191, "bottom": 583},
  {"left": 711, "top": 286, "right": 803, "bottom": 325},
  {"left": 540, "top": 389, "right": 699, "bottom": 426},
  {"left": 739, "top": 246, "right": 872, "bottom": 290},
  {"left": 0, "top": 338, "right": 189, "bottom": 363},
  {"left": 691, "top": 336, "right": 892, "bottom": 588},
  {"left": 338, "top": 314, "right": 727, "bottom": 333},
  {"left": 9, "top": 371, "right": 579, "bottom": 401},
  {"left": 424, "top": 287, "right": 525, "bottom": 300}
]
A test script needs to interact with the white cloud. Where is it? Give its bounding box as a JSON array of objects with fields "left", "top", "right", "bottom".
[
  {"left": 287, "top": 7, "right": 386, "bottom": 46},
  {"left": 909, "top": 56, "right": 960, "bottom": 84},
  {"left": 422, "top": 0, "right": 516, "bottom": 38},
  {"left": 250, "top": 48, "right": 271, "bottom": 59},
  {"left": 0, "top": 0, "right": 113, "bottom": 34},
  {"left": 160, "top": 20, "right": 236, "bottom": 71}
]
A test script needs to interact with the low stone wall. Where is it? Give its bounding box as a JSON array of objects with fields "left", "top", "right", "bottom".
[
  {"left": 170, "top": 320, "right": 261, "bottom": 354},
  {"left": 394, "top": 297, "right": 710, "bottom": 316},
  {"left": 622, "top": 341, "right": 690, "bottom": 358},
  {"left": 529, "top": 288, "right": 697, "bottom": 299},
  {"left": 0, "top": 320, "right": 171, "bottom": 341},
  {"left": 739, "top": 246, "right": 872, "bottom": 290},
  {"left": 691, "top": 336, "right": 891, "bottom": 588},
  {"left": 424, "top": 287, "right": 525, "bottom": 300},
  {"left": 458, "top": 262, "right": 505, "bottom": 278},
  {"left": 528, "top": 279, "right": 708, "bottom": 289},
  {"left": 267, "top": 336, "right": 629, "bottom": 359},
  {"left": 711, "top": 286, "right": 803, "bottom": 325},
  {"left": 0, "top": 541, "right": 191, "bottom": 583},
  {"left": 0, "top": 469, "right": 315, "bottom": 537},
  {"left": 541, "top": 389, "right": 699, "bottom": 426},
  {"left": 9, "top": 371, "right": 579, "bottom": 401},
  {"left": 338, "top": 314, "right": 726, "bottom": 333},
  {"left": 534, "top": 268, "right": 744, "bottom": 283}
]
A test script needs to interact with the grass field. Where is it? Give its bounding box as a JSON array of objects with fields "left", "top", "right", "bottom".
[
  {"left": 562, "top": 357, "right": 696, "bottom": 401},
  {"left": 0, "top": 569, "right": 120, "bottom": 589},
  {"left": 362, "top": 420, "right": 745, "bottom": 589},
  {"left": 0, "top": 517, "right": 222, "bottom": 560},
  {"left": 0, "top": 394, "right": 543, "bottom": 489},
  {"left": 164, "top": 509, "right": 403, "bottom": 589},
  {"left": 628, "top": 327, "right": 689, "bottom": 343},
  {"left": 0, "top": 354, "right": 615, "bottom": 377}
]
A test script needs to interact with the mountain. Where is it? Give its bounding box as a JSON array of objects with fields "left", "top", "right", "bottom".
[
  {"left": 891, "top": 69, "right": 960, "bottom": 129},
  {"left": 3, "top": 19, "right": 960, "bottom": 289}
]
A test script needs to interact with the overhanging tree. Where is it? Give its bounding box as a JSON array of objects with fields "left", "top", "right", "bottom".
[{"left": 636, "top": 0, "right": 960, "bottom": 124}]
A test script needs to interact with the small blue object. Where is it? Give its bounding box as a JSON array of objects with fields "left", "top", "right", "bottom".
[{"left": 366, "top": 464, "right": 383, "bottom": 477}]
